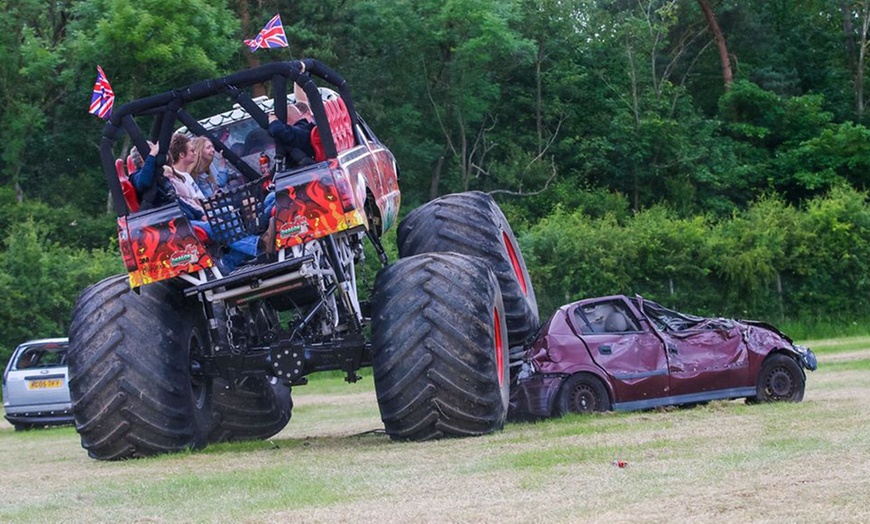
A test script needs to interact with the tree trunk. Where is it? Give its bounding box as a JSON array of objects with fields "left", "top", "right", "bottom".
[
  {"left": 235, "top": 0, "right": 264, "bottom": 95},
  {"left": 859, "top": 3, "right": 870, "bottom": 120},
  {"left": 843, "top": 2, "right": 858, "bottom": 74},
  {"left": 429, "top": 153, "right": 444, "bottom": 200},
  {"left": 14, "top": 173, "right": 23, "bottom": 203},
  {"left": 536, "top": 43, "right": 544, "bottom": 156},
  {"left": 697, "top": 0, "right": 733, "bottom": 90}
]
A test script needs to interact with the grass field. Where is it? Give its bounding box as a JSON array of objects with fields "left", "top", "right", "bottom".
[{"left": 1, "top": 337, "right": 868, "bottom": 523}]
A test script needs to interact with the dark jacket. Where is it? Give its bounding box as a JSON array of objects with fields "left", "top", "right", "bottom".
[
  {"left": 268, "top": 119, "right": 316, "bottom": 163},
  {"left": 129, "top": 155, "right": 157, "bottom": 193},
  {"left": 130, "top": 158, "right": 179, "bottom": 211}
]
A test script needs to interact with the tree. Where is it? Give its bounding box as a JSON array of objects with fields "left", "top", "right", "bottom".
[
  {"left": 696, "top": 0, "right": 733, "bottom": 90},
  {"left": 68, "top": 0, "right": 240, "bottom": 98},
  {"left": 0, "top": 0, "right": 74, "bottom": 203},
  {"left": 0, "top": 219, "right": 122, "bottom": 359},
  {"left": 575, "top": 1, "right": 721, "bottom": 212},
  {"left": 422, "top": 0, "right": 535, "bottom": 197},
  {"left": 842, "top": 1, "right": 870, "bottom": 120}
]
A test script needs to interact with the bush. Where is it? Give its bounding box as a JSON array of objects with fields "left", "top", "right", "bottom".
[
  {"left": 0, "top": 219, "right": 122, "bottom": 363},
  {"left": 520, "top": 187, "right": 870, "bottom": 323}
]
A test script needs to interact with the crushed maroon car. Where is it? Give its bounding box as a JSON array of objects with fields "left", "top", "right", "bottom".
[{"left": 509, "top": 294, "right": 817, "bottom": 418}]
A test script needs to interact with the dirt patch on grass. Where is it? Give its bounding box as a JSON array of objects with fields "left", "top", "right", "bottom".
[
  {"left": 818, "top": 348, "right": 870, "bottom": 363},
  {"left": 804, "top": 335, "right": 870, "bottom": 348}
]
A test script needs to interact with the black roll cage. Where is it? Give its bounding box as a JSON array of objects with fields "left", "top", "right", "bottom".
[{"left": 99, "top": 59, "right": 360, "bottom": 217}]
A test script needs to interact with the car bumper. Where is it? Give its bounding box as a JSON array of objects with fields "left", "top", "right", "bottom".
[
  {"left": 4, "top": 405, "right": 73, "bottom": 426},
  {"left": 509, "top": 374, "right": 564, "bottom": 419}
]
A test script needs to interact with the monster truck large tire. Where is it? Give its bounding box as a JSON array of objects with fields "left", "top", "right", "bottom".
[
  {"left": 68, "top": 275, "right": 213, "bottom": 460},
  {"left": 397, "top": 191, "right": 538, "bottom": 352},
  {"left": 208, "top": 376, "right": 292, "bottom": 443},
  {"left": 206, "top": 302, "right": 292, "bottom": 443},
  {"left": 371, "top": 252, "right": 509, "bottom": 441}
]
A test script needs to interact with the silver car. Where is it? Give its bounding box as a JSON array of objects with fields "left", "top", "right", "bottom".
[{"left": 2, "top": 338, "right": 72, "bottom": 430}]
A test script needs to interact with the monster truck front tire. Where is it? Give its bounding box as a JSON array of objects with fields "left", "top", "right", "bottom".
[
  {"left": 209, "top": 376, "right": 292, "bottom": 443},
  {"left": 397, "top": 191, "right": 539, "bottom": 351},
  {"left": 371, "top": 252, "right": 509, "bottom": 441},
  {"left": 68, "top": 275, "right": 213, "bottom": 460}
]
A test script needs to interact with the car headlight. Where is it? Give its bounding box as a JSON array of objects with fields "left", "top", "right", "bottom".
[
  {"left": 516, "top": 361, "right": 534, "bottom": 381},
  {"left": 793, "top": 344, "right": 818, "bottom": 371}
]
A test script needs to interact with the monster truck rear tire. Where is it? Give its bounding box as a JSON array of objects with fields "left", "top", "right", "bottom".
[
  {"left": 208, "top": 376, "right": 292, "bottom": 443},
  {"left": 206, "top": 302, "right": 292, "bottom": 443},
  {"left": 68, "top": 275, "right": 213, "bottom": 460},
  {"left": 397, "top": 191, "right": 538, "bottom": 352},
  {"left": 371, "top": 252, "right": 509, "bottom": 441}
]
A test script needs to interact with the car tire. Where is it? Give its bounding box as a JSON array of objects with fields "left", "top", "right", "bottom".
[
  {"left": 396, "top": 191, "right": 538, "bottom": 353},
  {"left": 371, "top": 252, "right": 509, "bottom": 441},
  {"left": 208, "top": 376, "right": 293, "bottom": 443},
  {"left": 754, "top": 354, "right": 805, "bottom": 402},
  {"left": 68, "top": 275, "right": 213, "bottom": 460},
  {"left": 556, "top": 373, "right": 611, "bottom": 415}
]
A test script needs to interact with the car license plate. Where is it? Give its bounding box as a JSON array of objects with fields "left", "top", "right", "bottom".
[{"left": 27, "top": 378, "right": 63, "bottom": 390}]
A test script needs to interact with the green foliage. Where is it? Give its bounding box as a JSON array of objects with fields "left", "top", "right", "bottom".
[
  {"left": 0, "top": 0, "right": 71, "bottom": 197},
  {"left": 715, "top": 79, "right": 869, "bottom": 204},
  {"left": 708, "top": 195, "right": 801, "bottom": 316},
  {"left": 1, "top": 0, "right": 870, "bottom": 342},
  {"left": 0, "top": 188, "right": 115, "bottom": 250},
  {"left": 522, "top": 186, "right": 870, "bottom": 322},
  {"left": 0, "top": 219, "right": 122, "bottom": 362},
  {"left": 68, "top": 0, "right": 240, "bottom": 96},
  {"left": 521, "top": 202, "right": 635, "bottom": 315},
  {"left": 624, "top": 206, "right": 715, "bottom": 313},
  {"left": 776, "top": 122, "right": 870, "bottom": 193},
  {"left": 789, "top": 185, "right": 870, "bottom": 317},
  {"left": 777, "top": 317, "right": 870, "bottom": 342}
]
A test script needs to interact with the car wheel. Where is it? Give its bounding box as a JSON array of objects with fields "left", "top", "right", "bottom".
[
  {"left": 209, "top": 376, "right": 293, "bottom": 443},
  {"left": 556, "top": 373, "right": 611, "bottom": 415},
  {"left": 12, "top": 423, "right": 33, "bottom": 432},
  {"left": 396, "top": 191, "right": 538, "bottom": 351},
  {"left": 371, "top": 252, "right": 509, "bottom": 441},
  {"left": 755, "top": 354, "right": 805, "bottom": 402},
  {"left": 68, "top": 275, "right": 214, "bottom": 460}
]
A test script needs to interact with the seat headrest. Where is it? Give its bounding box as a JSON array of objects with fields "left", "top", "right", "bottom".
[{"left": 605, "top": 312, "right": 628, "bottom": 332}]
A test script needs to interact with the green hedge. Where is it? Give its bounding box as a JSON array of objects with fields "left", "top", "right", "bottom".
[{"left": 520, "top": 185, "right": 870, "bottom": 323}]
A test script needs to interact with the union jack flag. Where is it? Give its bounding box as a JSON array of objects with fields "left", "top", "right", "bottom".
[
  {"left": 88, "top": 65, "right": 115, "bottom": 120},
  {"left": 244, "top": 14, "right": 289, "bottom": 52}
]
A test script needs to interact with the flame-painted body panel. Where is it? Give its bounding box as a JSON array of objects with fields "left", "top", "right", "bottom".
[
  {"left": 273, "top": 145, "right": 399, "bottom": 249},
  {"left": 119, "top": 205, "right": 213, "bottom": 288}
]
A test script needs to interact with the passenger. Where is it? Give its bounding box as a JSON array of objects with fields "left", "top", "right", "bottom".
[
  {"left": 129, "top": 141, "right": 177, "bottom": 209},
  {"left": 267, "top": 87, "right": 316, "bottom": 166},
  {"left": 129, "top": 141, "right": 158, "bottom": 185},
  {"left": 164, "top": 133, "right": 262, "bottom": 274},
  {"left": 258, "top": 152, "right": 277, "bottom": 227},
  {"left": 190, "top": 136, "right": 235, "bottom": 197},
  {"left": 163, "top": 134, "right": 208, "bottom": 220}
]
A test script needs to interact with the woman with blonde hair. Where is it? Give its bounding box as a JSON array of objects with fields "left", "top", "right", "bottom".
[{"left": 190, "top": 136, "right": 232, "bottom": 197}]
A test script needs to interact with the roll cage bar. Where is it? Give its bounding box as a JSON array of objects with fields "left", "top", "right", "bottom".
[{"left": 99, "top": 59, "right": 360, "bottom": 217}]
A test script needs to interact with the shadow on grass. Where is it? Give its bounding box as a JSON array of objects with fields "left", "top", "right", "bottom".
[{"left": 199, "top": 427, "right": 391, "bottom": 457}]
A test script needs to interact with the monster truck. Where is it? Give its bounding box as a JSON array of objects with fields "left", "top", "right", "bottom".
[{"left": 68, "top": 59, "right": 538, "bottom": 460}]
